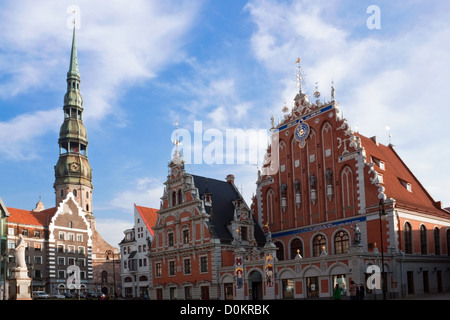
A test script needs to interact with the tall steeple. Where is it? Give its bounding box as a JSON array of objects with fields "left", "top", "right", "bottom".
[
  {"left": 68, "top": 26, "right": 79, "bottom": 79},
  {"left": 54, "top": 26, "right": 93, "bottom": 216}
]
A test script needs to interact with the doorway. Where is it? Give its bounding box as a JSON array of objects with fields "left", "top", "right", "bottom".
[{"left": 249, "top": 271, "right": 263, "bottom": 300}]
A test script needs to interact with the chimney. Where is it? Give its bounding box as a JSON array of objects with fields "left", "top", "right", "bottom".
[
  {"left": 226, "top": 174, "right": 235, "bottom": 184},
  {"left": 370, "top": 136, "right": 379, "bottom": 146}
]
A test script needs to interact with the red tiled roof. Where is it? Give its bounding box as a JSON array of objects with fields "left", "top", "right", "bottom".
[
  {"left": 358, "top": 134, "right": 450, "bottom": 219},
  {"left": 7, "top": 207, "right": 58, "bottom": 227},
  {"left": 134, "top": 204, "right": 158, "bottom": 236}
]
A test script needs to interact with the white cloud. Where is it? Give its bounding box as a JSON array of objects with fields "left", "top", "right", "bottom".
[
  {"left": 245, "top": 0, "right": 450, "bottom": 206},
  {"left": 0, "top": 0, "right": 199, "bottom": 158},
  {"left": 0, "top": 109, "right": 60, "bottom": 160},
  {"left": 95, "top": 218, "right": 134, "bottom": 249},
  {"left": 110, "top": 177, "right": 164, "bottom": 213}
]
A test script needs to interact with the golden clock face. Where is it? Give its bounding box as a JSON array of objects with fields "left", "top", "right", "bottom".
[{"left": 294, "top": 121, "right": 310, "bottom": 148}]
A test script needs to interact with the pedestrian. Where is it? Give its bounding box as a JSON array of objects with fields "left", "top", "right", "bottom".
[
  {"left": 358, "top": 283, "right": 365, "bottom": 300},
  {"left": 333, "top": 284, "right": 342, "bottom": 300},
  {"left": 350, "top": 281, "right": 357, "bottom": 300}
]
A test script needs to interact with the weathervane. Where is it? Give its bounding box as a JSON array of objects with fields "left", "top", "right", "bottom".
[
  {"left": 172, "top": 119, "right": 182, "bottom": 157},
  {"left": 295, "top": 57, "right": 303, "bottom": 94},
  {"left": 313, "top": 81, "right": 320, "bottom": 99},
  {"left": 331, "top": 81, "right": 335, "bottom": 101}
]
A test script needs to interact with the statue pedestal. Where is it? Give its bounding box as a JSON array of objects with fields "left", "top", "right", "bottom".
[{"left": 9, "top": 267, "right": 32, "bottom": 300}]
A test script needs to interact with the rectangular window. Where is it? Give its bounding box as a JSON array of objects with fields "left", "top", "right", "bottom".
[
  {"left": 8, "top": 228, "right": 15, "bottom": 236},
  {"left": 241, "top": 227, "right": 248, "bottom": 241},
  {"left": 200, "top": 256, "right": 208, "bottom": 273},
  {"left": 21, "top": 229, "right": 28, "bottom": 237},
  {"left": 68, "top": 233, "right": 75, "bottom": 241},
  {"left": 156, "top": 262, "right": 162, "bottom": 277},
  {"left": 34, "top": 243, "right": 42, "bottom": 251},
  {"left": 183, "top": 229, "right": 189, "bottom": 244},
  {"left": 77, "top": 234, "right": 83, "bottom": 242},
  {"left": 59, "top": 232, "right": 65, "bottom": 240},
  {"left": 57, "top": 244, "right": 64, "bottom": 253},
  {"left": 34, "top": 230, "right": 41, "bottom": 238},
  {"left": 58, "top": 270, "right": 65, "bottom": 279},
  {"left": 58, "top": 257, "right": 65, "bottom": 266},
  {"left": 78, "top": 246, "right": 85, "bottom": 254},
  {"left": 169, "top": 260, "right": 176, "bottom": 276},
  {"left": 184, "top": 258, "right": 191, "bottom": 275},
  {"left": 34, "top": 256, "right": 43, "bottom": 265},
  {"left": 168, "top": 233, "right": 174, "bottom": 247}
]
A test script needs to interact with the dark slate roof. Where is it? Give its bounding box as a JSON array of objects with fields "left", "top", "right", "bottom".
[{"left": 192, "top": 174, "right": 266, "bottom": 246}]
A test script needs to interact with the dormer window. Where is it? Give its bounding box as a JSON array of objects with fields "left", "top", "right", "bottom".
[
  {"left": 399, "top": 179, "right": 412, "bottom": 192},
  {"left": 377, "top": 173, "right": 384, "bottom": 184},
  {"left": 372, "top": 156, "right": 385, "bottom": 170}
]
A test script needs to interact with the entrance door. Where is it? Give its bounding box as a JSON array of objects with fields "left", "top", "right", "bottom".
[
  {"left": 423, "top": 271, "right": 429, "bottom": 293},
  {"left": 437, "top": 271, "right": 443, "bottom": 292},
  {"left": 407, "top": 271, "right": 414, "bottom": 294},
  {"left": 201, "top": 286, "right": 209, "bottom": 300},
  {"left": 249, "top": 271, "right": 263, "bottom": 300}
]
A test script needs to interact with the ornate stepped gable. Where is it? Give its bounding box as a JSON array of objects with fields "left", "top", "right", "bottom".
[{"left": 255, "top": 82, "right": 449, "bottom": 233}]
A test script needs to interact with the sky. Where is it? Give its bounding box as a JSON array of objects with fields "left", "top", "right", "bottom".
[{"left": 1, "top": 0, "right": 449, "bottom": 248}]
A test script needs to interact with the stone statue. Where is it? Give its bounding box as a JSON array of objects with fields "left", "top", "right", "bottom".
[
  {"left": 309, "top": 174, "right": 317, "bottom": 189},
  {"left": 280, "top": 183, "right": 287, "bottom": 196},
  {"left": 294, "top": 179, "right": 300, "bottom": 193},
  {"left": 351, "top": 224, "right": 361, "bottom": 245},
  {"left": 15, "top": 234, "right": 27, "bottom": 270},
  {"left": 326, "top": 168, "right": 333, "bottom": 185}
]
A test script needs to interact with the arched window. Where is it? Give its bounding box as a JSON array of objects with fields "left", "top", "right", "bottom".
[
  {"left": 290, "top": 238, "right": 303, "bottom": 258},
  {"left": 313, "top": 234, "right": 326, "bottom": 257},
  {"left": 101, "top": 271, "right": 108, "bottom": 283},
  {"left": 275, "top": 241, "right": 284, "bottom": 261},
  {"left": 266, "top": 189, "right": 275, "bottom": 225},
  {"left": 172, "top": 191, "right": 176, "bottom": 207},
  {"left": 420, "top": 225, "right": 427, "bottom": 254},
  {"left": 447, "top": 229, "right": 450, "bottom": 256},
  {"left": 182, "top": 227, "right": 190, "bottom": 244},
  {"left": 434, "top": 227, "right": 441, "bottom": 255},
  {"left": 178, "top": 189, "right": 183, "bottom": 205},
  {"left": 340, "top": 166, "right": 355, "bottom": 217},
  {"left": 334, "top": 230, "right": 349, "bottom": 254},
  {"left": 404, "top": 222, "right": 413, "bottom": 254}
]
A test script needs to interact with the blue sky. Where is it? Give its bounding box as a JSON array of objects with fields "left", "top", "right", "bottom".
[{"left": 1, "top": 0, "right": 449, "bottom": 248}]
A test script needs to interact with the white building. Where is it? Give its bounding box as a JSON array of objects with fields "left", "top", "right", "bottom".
[{"left": 120, "top": 204, "right": 157, "bottom": 298}]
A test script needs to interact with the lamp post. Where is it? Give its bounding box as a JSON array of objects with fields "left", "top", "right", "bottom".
[
  {"left": 378, "top": 198, "right": 387, "bottom": 300},
  {"left": 105, "top": 250, "right": 116, "bottom": 299}
]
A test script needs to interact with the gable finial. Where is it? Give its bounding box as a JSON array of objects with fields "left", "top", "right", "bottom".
[{"left": 295, "top": 57, "right": 303, "bottom": 94}]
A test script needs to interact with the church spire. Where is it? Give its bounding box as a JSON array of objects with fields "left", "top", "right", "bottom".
[
  {"left": 54, "top": 27, "right": 93, "bottom": 215},
  {"left": 68, "top": 25, "right": 79, "bottom": 79}
]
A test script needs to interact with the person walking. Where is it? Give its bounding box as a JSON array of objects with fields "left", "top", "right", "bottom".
[
  {"left": 350, "top": 281, "right": 357, "bottom": 300},
  {"left": 333, "top": 284, "right": 342, "bottom": 300}
]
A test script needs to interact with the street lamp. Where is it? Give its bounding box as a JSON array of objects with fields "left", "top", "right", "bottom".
[
  {"left": 105, "top": 250, "right": 116, "bottom": 299},
  {"left": 378, "top": 198, "right": 387, "bottom": 300}
]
